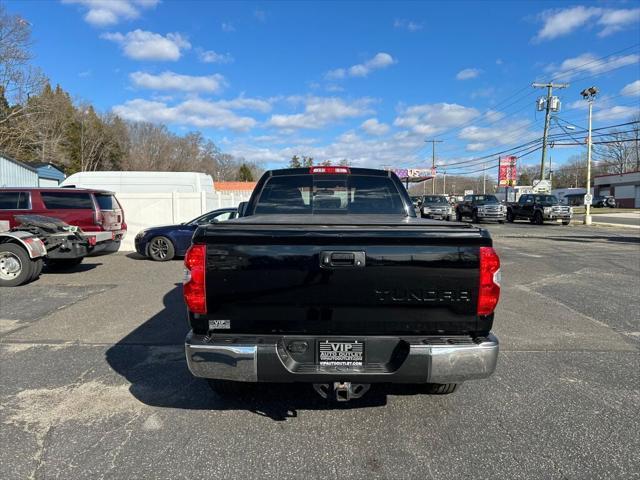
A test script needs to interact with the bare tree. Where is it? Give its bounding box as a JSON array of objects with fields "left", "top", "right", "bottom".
[{"left": 0, "top": 5, "right": 45, "bottom": 114}]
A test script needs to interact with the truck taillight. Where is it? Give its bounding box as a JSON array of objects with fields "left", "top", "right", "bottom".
[
  {"left": 477, "top": 247, "right": 500, "bottom": 316},
  {"left": 309, "top": 166, "right": 350, "bottom": 174},
  {"left": 94, "top": 210, "right": 104, "bottom": 226},
  {"left": 183, "top": 244, "right": 207, "bottom": 314}
]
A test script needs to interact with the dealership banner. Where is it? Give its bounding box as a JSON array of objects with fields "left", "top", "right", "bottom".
[
  {"left": 498, "top": 156, "right": 517, "bottom": 186},
  {"left": 387, "top": 168, "right": 433, "bottom": 179}
]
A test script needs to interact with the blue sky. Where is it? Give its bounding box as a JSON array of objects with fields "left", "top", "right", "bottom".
[{"left": 8, "top": 0, "right": 640, "bottom": 175}]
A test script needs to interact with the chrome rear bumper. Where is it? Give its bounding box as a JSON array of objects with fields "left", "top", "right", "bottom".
[{"left": 185, "top": 332, "right": 499, "bottom": 384}]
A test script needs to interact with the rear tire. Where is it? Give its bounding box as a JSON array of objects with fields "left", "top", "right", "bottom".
[
  {"left": 506, "top": 210, "right": 515, "bottom": 223},
  {"left": 455, "top": 210, "right": 462, "bottom": 222},
  {"left": 562, "top": 220, "right": 570, "bottom": 226},
  {"left": 0, "top": 243, "right": 34, "bottom": 287},
  {"left": 148, "top": 236, "right": 175, "bottom": 261},
  {"left": 207, "top": 379, "right": 253, "bottom": 395},
  {"left": 424, "top": 383, "right": 458, "bottom": 394},
  {"left": 30, "top": 258, "right": 44, "bottom": 280},
  {"left": 534, "top": 211, "right": 543, "bottom": 225}
]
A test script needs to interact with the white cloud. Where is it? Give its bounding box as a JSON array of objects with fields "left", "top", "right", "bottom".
[
  {"left": 457, "top": 119, "right": 537, "bottom": 153},
  {"left": 456, "top": 68, "right": 482, "bottom": 81},
  {"left": 594, "top": 105, "right": 640, "bottom": 122},
  {"left": 484, "top": 110, "right": 505, "bottom": 122},
  {"left": 198, "top": 49, "right": 233, "bottom": 64},
  {"left": 598, "top": 8, "right": 640, "bottom": 37},
  {"left": 393, "top": 102, "right": 480, "bottom": 136},
  {"left": 130, "top": 71, "right": 226, "bottom": 93},
  {"left": 221, "top": 22, "right": 235, "bottom": 32},
  {"left": 393, "top": 19, "right": 423, "bottom": 32},
  {"left": 267, "top": 96, "right": 375, "bottom": 130},
  {"left": 102, "top": 29, "right": 191, "bottom": 61},
  {"left": 326, "top": 53, "right": 396, "bottom": 80},
  {"left": 227, "top": 130, "right": 427, "bottom": 168},
  {"left": 216, "top": 96, "right": 273, "bottom": 113},
  {"left": 254, "top": 10, "right": 267, "bottom": 22},
  {"left": 533, "top": 6, "right": 640, "bottom": 42},
  {"left": 534, "top": 6, "right": 601, "bottom": 42},
  {"left": 545, "top": 52, "right": 639, "bottom": 81},
  {"left": 112, "top": 97, "right": 259, "bottom": 131},
  {"left": 621, "top": 80, "right": 640, "bottom": 97},
  {"left": 361, "top": 118, "right": 390, "bottom": 136},
  {"left": 63, "top": 0, "right": 159, "bottom": 27},
  {"left": 466, "top": 143, "right": 487, "bottom": 152}
]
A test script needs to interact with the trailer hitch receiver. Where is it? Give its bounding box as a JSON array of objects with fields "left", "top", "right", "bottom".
[{"left": 313, "top": 382, "right": 370, "bottom": 401}]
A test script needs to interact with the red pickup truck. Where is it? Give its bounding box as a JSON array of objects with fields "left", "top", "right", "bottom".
[{"left": 0, "top": 188, "right": 127, "bottom": 254}]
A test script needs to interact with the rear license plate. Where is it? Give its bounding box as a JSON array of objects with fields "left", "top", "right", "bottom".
[{"left": 318, "top": 340, "right": 364, "bottom": 366}]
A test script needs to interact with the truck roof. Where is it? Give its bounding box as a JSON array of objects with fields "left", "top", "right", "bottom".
[
  {"left": 0, "top": 187, "right": 115, "bottom": 194},
  {"left": 267, "top": 167, "right": 392, "bottom": 177}
]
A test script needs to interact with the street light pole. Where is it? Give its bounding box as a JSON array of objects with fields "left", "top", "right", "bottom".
[{"left": 581, "top": 86, "right": 598, "bottom": 226}]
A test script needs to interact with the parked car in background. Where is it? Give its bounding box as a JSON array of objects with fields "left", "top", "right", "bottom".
[
  {"left": 593, "top": 195, "right": 616, "bottom": 208},
  {"left": 0, "top": 188, "right": 126, "bottom": 255},
  {"left": 455, "top": 194, "right": 506, "bottom": 223},
  {"left": 420, "top": 195, "right": 453, "bottom": 220},
  {"left": 507, "top": 194, "right": 572, "bottom": 225},
  {"left": 135, "top": 207, "right": 238, "bottom": 261}
]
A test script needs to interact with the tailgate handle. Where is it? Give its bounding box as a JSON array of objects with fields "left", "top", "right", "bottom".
[{"left": 321, "top": 251, "right": 366, "bottom": 268}]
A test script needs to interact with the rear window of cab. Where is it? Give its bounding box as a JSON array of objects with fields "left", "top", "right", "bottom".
[{"left": 254, "top": 174, "right": 406, "bottom": 215}]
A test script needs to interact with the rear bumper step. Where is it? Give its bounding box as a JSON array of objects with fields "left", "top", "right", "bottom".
[{"left": 185, "top": 331, "right": 499, "bottom": 384}]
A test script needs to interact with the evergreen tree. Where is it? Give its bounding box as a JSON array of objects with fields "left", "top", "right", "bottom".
[
  {"left": 289, "top": 155, "right": 301, "bottom": 168},
  {"left": 238, "top": 163, "right": 254, "bottom": 181}
]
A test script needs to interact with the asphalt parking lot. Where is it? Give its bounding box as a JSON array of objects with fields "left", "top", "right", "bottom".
[{"left": 1, "top": 222, "right": 639, "bottom": 479}]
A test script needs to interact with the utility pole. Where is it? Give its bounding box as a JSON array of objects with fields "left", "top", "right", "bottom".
[
  {"left": 425, "top": 139, "right": 443, "bottom": 194},
  {"left": 533, "top": 82, "right": 569, "bottom": 182},
  {"left": 581, "top": 86, "right": 598, "bottom": 225},
  {"left": 443, "top": 171, "right": 446, "bottom": 195},
  {"left": 483, "top": 163, "right": 487, "bottom": 194}
]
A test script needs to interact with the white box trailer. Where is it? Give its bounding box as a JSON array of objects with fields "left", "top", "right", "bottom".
[{"left": 60, "top": 171, "right": 214, "bottom": 193}]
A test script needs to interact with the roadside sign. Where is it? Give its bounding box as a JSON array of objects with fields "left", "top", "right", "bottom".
[
  {"left": 498, "top": 156, "right": 517, "bottom": 187},
  {"left": 583, "top": 194, "right": 593, "bottom": 206},
  {"left": 532, "top": 179, "right": 551, "bottom": 193},
  {"left": 464, "top": 189, "right": 474, "bottom": 196}
]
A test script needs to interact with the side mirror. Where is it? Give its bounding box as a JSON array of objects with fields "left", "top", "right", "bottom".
[{"left": 238, "top": 201, "right": 248, "bottom": 217}]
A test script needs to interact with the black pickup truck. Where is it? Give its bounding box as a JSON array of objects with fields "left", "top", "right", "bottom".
[
  {"left": 507, "top": 194, "right": 572, "bottom": 225},
  {"left": 455, "top": 194, "right": 506, "bottom": 223},
  {"left": 183, "top": 167, "right": 500, "bottom": 401}
]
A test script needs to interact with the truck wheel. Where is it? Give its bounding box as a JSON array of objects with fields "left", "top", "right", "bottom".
[
  {"left": 46, "top": 257, "right": 83, "bottom": 270},
  {"left": 424, "top": 383, "right": 458, "bottom": 394},
  {"left": 455, "top": 210, "right": 462, "bottom": 222},
  {"left": 506, "top": 210, "right": 514, "bottom": 223},
  {"left": 207, "top": 379, "right": 253, "bottom": 395},
  {"left": 534, "top": 211, "right": 543, "bottom": 225},
  {"left": 0, "top": 243, "right": 34, "bottom": 287},
  {"left": 30, "top": 258, "right": 44, "bottom": 281},
  {"left": 445, "top": 215, "right": 451, "bottom": 222},
  {"left": 562, "top": 220, "right": 570, "bottom": 226},
  {"left": 498, "top": 220, "right": 505, "bottom": 224},
  {"left": 148, "top": 236, "right": 175, "bottom": 261}
]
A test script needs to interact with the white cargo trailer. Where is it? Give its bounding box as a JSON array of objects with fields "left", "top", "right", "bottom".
[{"left": 61, "top": 171, "right": 214, "bottom": 193}]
